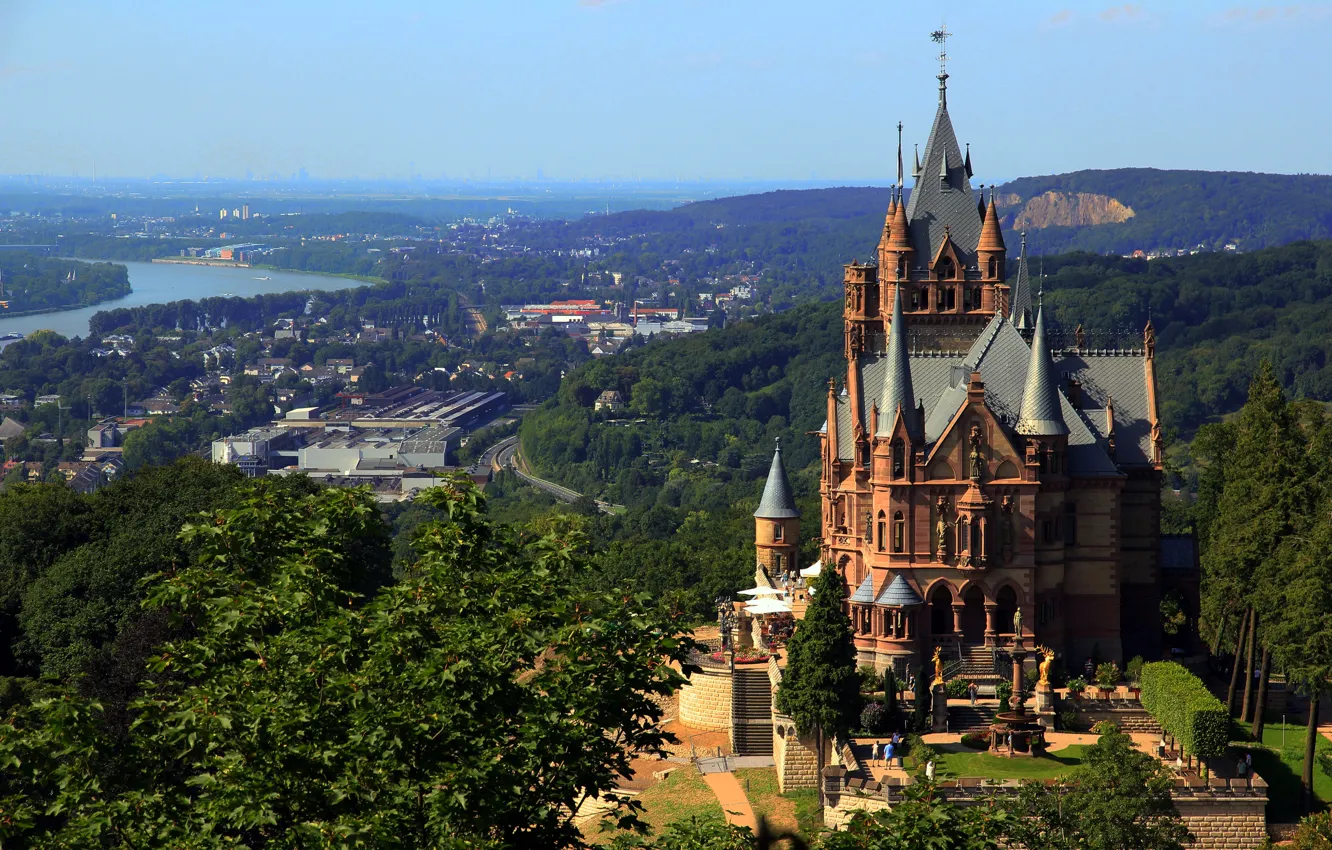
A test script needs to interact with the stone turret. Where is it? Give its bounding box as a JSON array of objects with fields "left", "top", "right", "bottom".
[{"left": 755, "top": 440, "right": 800, "bottom": 585}]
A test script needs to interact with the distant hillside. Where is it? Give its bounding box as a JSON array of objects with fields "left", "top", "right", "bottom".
[
  {"left": 996, "top": 169, "right": 1332, "bottom": 256},
  {"left": 577, "top": 169, "right": 1332, "bottom": 259}
]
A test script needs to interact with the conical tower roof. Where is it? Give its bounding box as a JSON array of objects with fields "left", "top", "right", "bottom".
[
  {"left": 904, "top": 73, "right": 981, "bottom": 268},
  {"left": 875, "top": 573, "right": 924, "bottom": 607},
  {"left": 876, "top": 287, "right": 918, "bottom": 438},
  {"left": 754, "top": 440, "right": 800, "bottom": 518},
  {"left": 889, "top": 188, "right": 912, "bottom": 249},
  {"left": 978, "top": 195, "right": 1005, "bottom": 252},
  {"left": 1016, "top": 305, "right": 1069, "bottom": 436},
  {"left": 1010, "top": 231, "right": 1032, "bottom": 329}
]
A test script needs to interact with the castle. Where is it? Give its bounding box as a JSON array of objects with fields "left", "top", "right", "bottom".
[{"left": 755, "top": 59, "right": 1171, "bottom": 679}]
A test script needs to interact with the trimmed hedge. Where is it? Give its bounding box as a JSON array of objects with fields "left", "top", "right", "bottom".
[{"left": 1140, "top": 661, "right": 1228, "bottom": 760}]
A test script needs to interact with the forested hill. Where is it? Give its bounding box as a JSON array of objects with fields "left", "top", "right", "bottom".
[
  {"left": 522, "top": 239, "right": 1332, "bottom": 512},
  {"left": 543, "top": 168, "right": 1332, "bottom": 265}
]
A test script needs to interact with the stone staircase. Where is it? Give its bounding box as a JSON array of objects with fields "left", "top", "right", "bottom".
[
  {"left": 730, "top": 666, "right": 774, "bottom": 756},
  {"left": 949, "top": 703, "right": 998, "bottom": 734}
]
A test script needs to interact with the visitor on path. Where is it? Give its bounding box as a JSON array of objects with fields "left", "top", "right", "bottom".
[
  {"left": 1245, "top": 752, "right": 1252, "bottom": 771},
  {"left": 885, "top": 742, "right": 895, "bottom": 763},
  {"left": 891, "top": 730, "right": 901, "bottom": 747},
  {"left": 925, "top": 759, "right": 935, "bottom": 781},
  {"left": 871, "top": 741, "right": 881, "bottom": 765},
  {"left": 1236, "top": 756, "right": 1247, "bottom": 777},
  {"left": 968, "top": 681, "right": 978, "bottom": 706}
]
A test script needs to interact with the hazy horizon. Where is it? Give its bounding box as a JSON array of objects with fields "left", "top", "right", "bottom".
[{"left": 3, "top": 1, "right": 1330, "bottom": 182}]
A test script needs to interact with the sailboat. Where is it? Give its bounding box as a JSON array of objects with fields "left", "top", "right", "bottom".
[{"left": 253, "top": 275, "right": 272, "bottom": 281}]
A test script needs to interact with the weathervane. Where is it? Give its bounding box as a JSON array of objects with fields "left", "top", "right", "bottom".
[{"left": 931, "top": 25, "right": 952, "bottom": 104}]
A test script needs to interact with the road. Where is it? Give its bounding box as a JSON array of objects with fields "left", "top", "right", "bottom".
[{"left": 491, "top": 437, "right": 623, "bottom": 514}]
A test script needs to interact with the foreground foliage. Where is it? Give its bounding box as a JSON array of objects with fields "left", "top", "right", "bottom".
[{"left": 0, "top": 479, "right": 694, "bottom": 848}]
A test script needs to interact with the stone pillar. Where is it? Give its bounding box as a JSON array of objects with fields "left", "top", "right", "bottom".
[
  {"left": 932, "top": 684, "right": 949, "bottom": 732},
  {"left": 1035, "top": 682, "right": 1055, "bottom": 729},
  {"left": 984, "top": 603, "right": 998, "bottom": 647},
  {"left": 952, "top": 603, "right": 965, "bottom": 636}
]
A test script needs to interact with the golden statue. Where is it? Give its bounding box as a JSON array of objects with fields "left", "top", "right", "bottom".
[
  {"left": 1037, "top": 646, "right": 1055, "bottom": 686},
  {"left": 932, "top": 646, "right": 945, "bottom": 686}
]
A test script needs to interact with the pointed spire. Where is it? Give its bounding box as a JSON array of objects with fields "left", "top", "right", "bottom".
[
  {"left": 1016, "top": 306, "right": 1068, "bottom": 436},
  {"left": 1010, "top": 230, "right": 1032, "bottom": 330},
  {"left": 913, "top": 144, "right": 921, "bottom": 178},
  {"left": 877, "top": 287, "right": 918, "bottom": 439},
  {"left": 963, "top": 143, "right": 973, "bottom": 178},
  {"left": 896, "top": 121, "right": 905, "bottom": 188},
  {"left": 977, "top": 184, "right": 987, "bottom": 221},
  {"left": 755, "top": 439, "right": 800, "bottom": 518},
  {"left": 889, "top": 191, "right": 912, "bottom": 250},
  {"left": 978, "top": 193, "right": 1005, "bottom": 252}
]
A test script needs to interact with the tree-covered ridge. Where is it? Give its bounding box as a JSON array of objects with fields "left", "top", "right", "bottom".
[
  {"left": 998, "top": 168, "right": 1332, "bottom": 255},
  {"left": 0, "top": 254, "right": 130, "bottom": 314}
]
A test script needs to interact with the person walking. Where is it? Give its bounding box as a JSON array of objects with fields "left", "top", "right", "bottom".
[
  {"left": 968, "top": 681, "right": 978, "bottom": 706},
  {"left": 871, "top": 740, "right": 881, "bottom": 766},
  {"left": 925, "top": 759, "right": 935, "bottom": 782}
]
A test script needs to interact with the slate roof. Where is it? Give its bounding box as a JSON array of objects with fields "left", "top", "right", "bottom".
[
  {"left": 876, "top": 287, "right": 919, "bottom": 438},
  {"left": 904, "top": 82, "right": 982, "bottom": 270},
  {"left": 0, "top": 416, "right": 24, "bottom": 441},
  {"left": 754, "top": 443, "right": 800, "bottom": 518},
  {"left": 1016, "top": 307, "right": 1069, "bottom": 436},
  {"left": 1010, "top": 232, "right": 1033, "bottom": 329},
  {"left": 876, "top": 573, "right": 925, "bottom": 607},
  {"left": 832, "top": 314, "right": 1139, "bottom": 477},
  {"left": 850, "top": 574, "right": 876, "bottom": 603}
]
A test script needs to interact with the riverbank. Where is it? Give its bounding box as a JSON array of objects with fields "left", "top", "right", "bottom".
[
  {"left": 249, "top": 265, "right": 383, "bottom": 285},
  {"left": 151, "top": 258, "right": 252, "bottom": 268}
]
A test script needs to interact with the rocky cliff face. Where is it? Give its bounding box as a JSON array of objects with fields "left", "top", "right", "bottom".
[{"left": 1003, "top": 191, "right": 1135, "bottom": 229}]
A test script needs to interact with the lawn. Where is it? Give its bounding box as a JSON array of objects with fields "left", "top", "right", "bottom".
[
  {"left": 734, "top": 768, "right": 821, "bottom": 836},
  {"left": 631, "top": 768, "right": 725, "bottom": 833},
  {"left": 935, "top": 745, "right": 1089, "bottom": 780},
  {"left": 1239, "top": 720, "right": 1332, "bottom": 823}
]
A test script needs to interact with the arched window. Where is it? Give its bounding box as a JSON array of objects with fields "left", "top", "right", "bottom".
[
  {"left": 773, "top": 522, "right": 783, "bottom": 542},
  {"left": 971, "top": 519, "right": 982, "bottom": 554},
  {"left": 958, "top": 517, "right": 969, "bottom": 552},
  {"left": 893, "top": 511, "right": 905, "bottom": 553},
  {"left": 1064, "top": 502, "right": 1078, "bottom": 546},
  {"left": 898, "top": 257, "right": 909, "bottom": 279},
  {"left": 876, "top": 511, "right": 886, "bottom": 552},
  {"left": 987, "top": 257, "right": 998, "bottom": 278},
  {"left": 891, "top": 439, "right": 905, "bottom": 478},
  {"left": 938, "top": 257, "right": 956, "bottom": 280}
]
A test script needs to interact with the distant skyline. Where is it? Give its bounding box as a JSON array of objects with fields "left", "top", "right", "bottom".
[{"left": 2, "top": 1, "right": 1330, "bottom": 182}]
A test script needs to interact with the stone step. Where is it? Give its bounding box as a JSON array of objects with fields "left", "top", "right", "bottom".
[{"left": 948, "top": 705, "right": 997, "bottom": 734}]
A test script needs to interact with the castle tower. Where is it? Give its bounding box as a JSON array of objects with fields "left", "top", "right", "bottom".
[{"left": 755, "top": 441, "right": 801, "bottom": 587}]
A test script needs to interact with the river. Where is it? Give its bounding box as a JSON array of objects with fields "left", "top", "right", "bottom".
[{"left": 0, "top": 261, "right": 369, "bottom": 341}]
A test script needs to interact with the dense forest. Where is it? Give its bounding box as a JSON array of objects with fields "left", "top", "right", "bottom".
[{"left": 0, "top": 254, "right": 130, "bottom": 314}]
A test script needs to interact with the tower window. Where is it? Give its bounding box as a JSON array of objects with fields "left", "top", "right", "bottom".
[
  {"left": 891, "top": 439, "right": 905, "bottom": 478},
  {"left": 987, "top": 257, "right": 998, "bottom": 278},
  {"left": 899, "top": 257, "right": 908, "bottom": 279},
  {"left": 893, "top": 511, "right": 905, "bottom": 553},
  {"left": 1041, "top": 519, "right": 1053, "bottom": 544},
  {"left": 877, "top": 511, "right": 886, "bottom": 552},
  {"left": 1064, "top": 502, "right": 1078, "bottom": 546},
  {"left": 773, "top": 523, "right": 783, "bottom": 542},
  {"left": 938, "top": 257, "right": 956, "bottom": 280}
]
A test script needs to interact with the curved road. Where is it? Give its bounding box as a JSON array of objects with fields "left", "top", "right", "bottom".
[{"left": 490, "top": 436, "right": 622, "bottom": 514}]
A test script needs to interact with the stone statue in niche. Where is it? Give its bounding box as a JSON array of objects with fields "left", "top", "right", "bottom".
[
  {"left": 968, "top": 423, "right": 985, "bottom": 481},
  {"left": 935, "top": 497, "right": 951, "bottom": 555}
]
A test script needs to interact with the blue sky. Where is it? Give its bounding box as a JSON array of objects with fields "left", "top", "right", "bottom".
[{"left": 1, "top": 1, "right": 1329, "bottom": 182}]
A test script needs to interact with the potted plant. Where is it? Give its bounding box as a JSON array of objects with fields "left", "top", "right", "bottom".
[
  {"left": 1066, "top": 676, "right": 1087, "bottom": 701},
  {"left": 1125, "top": 656, "right": 1144, "bottom": 699},
  {"left": 1095, "top": 661, "right": 1121, "bottom": 698}
]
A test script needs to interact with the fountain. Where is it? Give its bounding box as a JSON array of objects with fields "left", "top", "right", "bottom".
[{"left": 988, "top": 609, "right": 1046, "bottom": 757}]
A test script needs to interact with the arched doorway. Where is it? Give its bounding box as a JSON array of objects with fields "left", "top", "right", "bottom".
[
  {"left": 962, "top": 585, "right": 987, "bottom": 643},
  {"left": 996, "top": 585, "right": 1019, "bottom": 637},
  {"left": 930, "top": 584, "right": 954, "bottom": 637}
]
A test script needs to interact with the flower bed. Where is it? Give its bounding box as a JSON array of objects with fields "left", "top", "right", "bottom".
[{"left": 709, "top": 650, "right": 770, "bottom": 664}]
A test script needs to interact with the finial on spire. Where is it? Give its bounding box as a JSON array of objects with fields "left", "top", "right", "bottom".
[
  {"left": 931, "top": 25, "right": 952, "bottom": 104},
  {"left": 896, "top": 121, "right": 904, "bottom": 187}
]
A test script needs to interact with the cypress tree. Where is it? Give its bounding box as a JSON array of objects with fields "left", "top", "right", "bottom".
[{"left": 775, "top": 560, "right": 860, "bottom": 807}]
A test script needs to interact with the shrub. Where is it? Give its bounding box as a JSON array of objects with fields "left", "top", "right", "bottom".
[
  {"left": 883, "top": 668, "right": 898, "bottom": 715},
  {"left": 1140, "top": 661, "right": 1228, "bottom": 768},
  {"left": 1066, "top": 676, "right": 1088, "bottom": 696},
  {"left": 1095, "top": 661, "right": 1121, "bottom": 689},
  {"left": 946, "top": 678, "right": 970, "bottom": 699},
  {"left": 960, "top": 732, "right": 988, "bottom": 750},
  {"left": 861, "top": 701, "right": 888, "bottom": 735},
  {"left": 996, "top": 680, "right": 1013, "bottom": 707},
  {"left": 858, "top": 664, "right": 881, "bottom": 694},
  {"left": 1057, "top": 709, "right": 1080, "bottom": 732},
  {"left": 1023, "top": 667, "right": 1039, "bottom": 693},
  {"left": 1125, "top": 655, "right": 1145, "bottom": 685},
  {"left": 1092, "top": 720, "right": 1120, "bottom": 735},
  {"left": 903, "top": 733, "right": 939, "bottom": 771},
  {"left": 1294, "top": 810, "right": 1332, "bottom": 850}
]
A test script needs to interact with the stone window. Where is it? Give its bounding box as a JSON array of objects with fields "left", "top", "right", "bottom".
[
  {"left": 938, "top": 257, "right": 956, "bottom": 280},
  {"left": 876, "top": 511, "right": 886, "bottom": 552},
  {"left": 987, "top": 257, "right": 998, "bottom": 278},
  {"left": 891, "top": 439, "right": 905, "bottom": 478},
  {"left": 773, "top": 523, "right": 783, "bottom": 542},
  {"left": 1041, "top": 518, "right": 1054, "bottom": 544},
  {"left": 1064, "top": 502, "right": 1078, "bottom": 546},
  {"left": 893, "top": 511, "right": 905, "bottom": 553}
]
